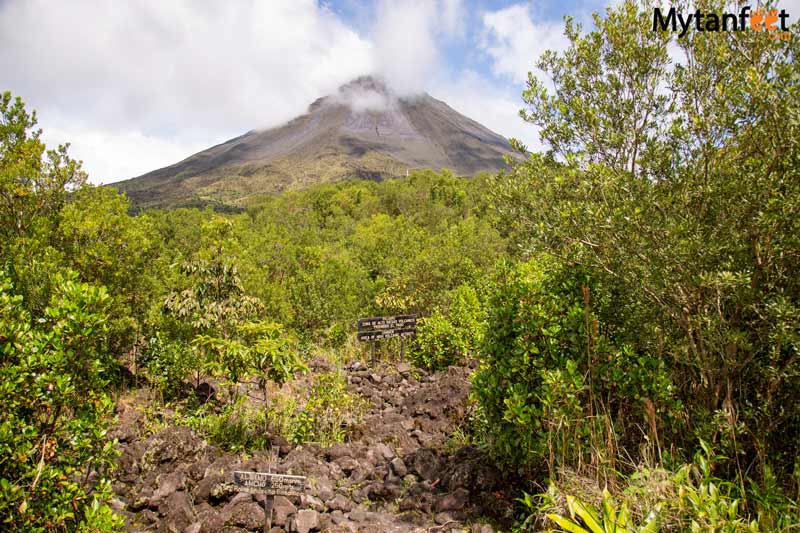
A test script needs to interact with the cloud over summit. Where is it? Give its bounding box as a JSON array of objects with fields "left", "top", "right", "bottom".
[
  {"left": 372, "top": 0, "right": 466, "bottom": 96},
  {"left": 0, "top": 0, "right": 556, "bottom": 183}
]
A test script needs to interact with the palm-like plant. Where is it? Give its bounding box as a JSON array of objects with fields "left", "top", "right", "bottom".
[{"left": 547, "top": 489, "right": 659, "bottom": 533}]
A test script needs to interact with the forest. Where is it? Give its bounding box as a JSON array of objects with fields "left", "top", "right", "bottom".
[{"left": 1, "top": 1, "right": 798, "bottom": 531}]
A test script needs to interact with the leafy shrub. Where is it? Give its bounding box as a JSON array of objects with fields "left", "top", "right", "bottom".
[
  {"left": 185, "top": 396, "right": 270, "bottom": 452},
  {"left": 145, "top": 335, "right": 197, "bottom": 400},
  {"left": 411, "top": 284, "right": 486, "bottom": 370},
  {"left": 0, "top": 273, "right": 122, "bottom": 531},
  {"left": 472, "top": 259, "right": 678, "bottom": 474},
  {"left": 411, "top": 312, "right": 463, "bottom": 370},
  {"left": 448, "top": 283, "right": 486, "bottom": 344},
  {"left": 545, "top": 489, "right": 659, "bottom": 533},
  {"left": 235, "top": 321, "right": 306, "bottom": 389},
  {"left": 323, "top": 322, "right": 348, "bottom": 349},
  {"left": 290, "top": 373, "right": 366, "bottom": 446},
  {"left": 670, "top": 442, "right": 760, "bottom": 533},
  {"left": 186, "top": 321, "right": 307, "bottom": 443}
]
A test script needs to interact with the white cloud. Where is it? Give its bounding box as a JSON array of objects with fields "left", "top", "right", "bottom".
[
  {"left": 441, "top": 0, "right": 467, "bottom": 37},
  {"left": 448, "top": 2, "right": 579, "bottom": 155},
  {"left": 0, "top": 0, "right": 374, "bottom": 183},
  {"left": 372, "top": 0, "right": 465, "bottom": 95},
  {"left": 1, "top": 0, "right": 566, "bottom": 183},
  {"left": 430, "top": 71, "right": 544, "bottom": 154},
  {"left": 480, "top": 4, "right": 570, "bottom": 85},
  {"left": 40, "top": 126, "right": 210, "bottom": 187},
  {"left": 333, "top": 83, "right": 395, "bottom": 113}
]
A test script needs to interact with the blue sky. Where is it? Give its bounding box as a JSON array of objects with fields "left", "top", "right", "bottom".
[{"left": 0, "top": 0, "right": 616, "bottom": 183}]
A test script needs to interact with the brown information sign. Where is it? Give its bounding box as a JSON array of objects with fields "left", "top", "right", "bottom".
[
  {"left": 358, "top": 314, "right": 418, "bottom": 331},
  {"left": 357, "top": 327, "right": 417, "bottom": 341},
  {"left": 232, "top": 471, "right": 306, "bottom": 496},
  {"left": 357, "top": 314, "right": 418, "bottom": 361}
]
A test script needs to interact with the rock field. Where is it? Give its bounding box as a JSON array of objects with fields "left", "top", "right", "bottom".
[{"left": 110, "top": 360, "right": 513, "bottom": 533}]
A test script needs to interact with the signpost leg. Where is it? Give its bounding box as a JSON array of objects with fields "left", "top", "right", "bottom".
[
  {"left": 400, "top": 338, "right": 405, "bottom": 361},
  {"left": 265, "top": 444, "right": 277, "bottom": 532},
  {"left": 371, "top": 341, "right": 376, "bottom": 364},
  {"left": 264, "top": 494, "right": 273, "bottom": 533}
]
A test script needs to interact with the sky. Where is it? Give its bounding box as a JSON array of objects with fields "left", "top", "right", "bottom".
[{"left": 3, "top": 0, "right": 788, "bottom": 184}]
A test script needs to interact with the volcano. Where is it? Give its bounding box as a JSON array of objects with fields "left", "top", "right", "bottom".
[{"left": 112, "top": 76, "right": 520, "bottom": 209}]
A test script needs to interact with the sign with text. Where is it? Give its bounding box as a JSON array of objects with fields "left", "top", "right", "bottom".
[
  {"left": 358, "top": 314, "right": 418, "bottom": 332},
  {"left": 357, "top": 327, "right": 417, "bottom": 341},
  {"left": 232, "top": 471, "right": 306, "bottom": 496}
]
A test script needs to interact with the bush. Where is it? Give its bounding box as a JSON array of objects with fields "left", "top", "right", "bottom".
[
  {"left": 472, "top": 259, "right": 678, "bottom": 475},
  {"left": 290, "top": 372, "right": 366, "bottom": 446},
  {"left": 185, "top": 396, "right": 270, "bottom": 452},
  {"left": 323, "top": 322, "right": 348, "bottom": 349},
  {"left": 492, "top": 0, "right": 800, "bottom": 491},
  {"left": 0, "top": 273, "right": 122, "bottom": 531},
  {"left": 411, "top": 312, "right": 463, "bottom": 370},
  {"left": 411, "top": 284, "right": 486, "bottom": 370},
  {"left": 145, "top": 335, "right": 197, "bottom": 400}
]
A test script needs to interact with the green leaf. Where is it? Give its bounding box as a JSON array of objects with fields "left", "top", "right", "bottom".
[
  {"left": 547, "top": 513, "right": 591, "bottom": 533},
  {"left": 568, "top": 495, "right": 604, "bottom": 533}
]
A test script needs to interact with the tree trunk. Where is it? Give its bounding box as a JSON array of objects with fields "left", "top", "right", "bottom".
[{"left": 263, "top": 384, "right": 270, "bottom": 438}]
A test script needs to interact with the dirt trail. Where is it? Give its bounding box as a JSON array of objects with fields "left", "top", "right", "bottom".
[{"left": 110, "top": 361, "right": 511, "bottom": 533}]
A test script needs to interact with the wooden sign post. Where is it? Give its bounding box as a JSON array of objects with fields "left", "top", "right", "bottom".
[
  {"left": 357, "top": 314, "right": 418, "bottom": 362},
  {"left": 232, "top": 448, "right": 306, "bottom": 533}
]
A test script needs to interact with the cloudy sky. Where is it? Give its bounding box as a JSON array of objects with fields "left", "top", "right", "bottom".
[{"left": 0, "top": 0, "right": 653, "bottom": 183}]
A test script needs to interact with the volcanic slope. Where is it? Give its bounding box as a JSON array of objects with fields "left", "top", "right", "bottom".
[{"left": 112, "top": 77, "right": 520, "bottom": 209}]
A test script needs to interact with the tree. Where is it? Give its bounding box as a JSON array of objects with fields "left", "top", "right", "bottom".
[
  {"left": 0, "top": 92, "right": 86, "bottom": 242},
  {"left": 237, "top": 321, "right": 306, "bottom": 435},
  {"left": 489, "top": 0, "right": 800, "bottom": 489},
  {"left": 162, "top": 257, "right": 261, "bottom": 388},
  {"left": 0, "top": 94, "right": 124, "bottom": 530},
  {"left": 57, "top": 186, "right": 162, "bottom": 352},
  {"left": 519, "top": 1, "right": 673, "bottom": 176}
]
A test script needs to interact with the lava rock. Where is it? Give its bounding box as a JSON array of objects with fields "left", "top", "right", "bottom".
[
  {"left": 390, "top": 457, "right": 407, "bottom": 477},
  {"left": 436, "top": 488, "right": 470, "bottom": 512},
  {"left": 409, "top": 448, "right": 441, "bottom": 481},
  {"left": 158, "top": 491, "right": 194, "bottom": 532},
  {"left": 272, "top": 495, "right": 297, "bottom": 526},
  {"left": 148, "top": 471, "right": 186, "bottom": 508},
  {"left": 315, "top": 478, "right": 335, "bottom": 502},
  {"left": 294, "top": 509, "right": 320, "bottom": 533},
  {"left": 183, "top": 522, "right": 201, "bottom": 533},
  {"left": 224, "top": 500, "right": 265, "bottom": 530},
  {"left": 326, "top": 443, "right": 352, "bottom": 461},
  {"left": 328, "top": 493, "right": 353, "bottom": 512},
  {"left": 300, "top": 493, "right": 325, "bottom": 512}
]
